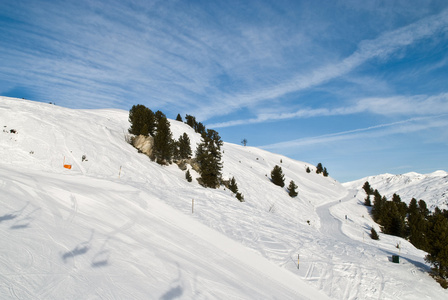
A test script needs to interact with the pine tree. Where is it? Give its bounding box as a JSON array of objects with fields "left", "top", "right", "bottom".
[
  {"left": 229, "top": 177, "right": 238, "bottom": 194},
  {"left": 196, "top": 129, "right": 223, "bottom": 188},
  {"left": 371, "top": 189, "right": 383, "bottom": 222},
  {"left": 362, "top": 181, "right": 373, "bottom": 195},
  {"left": 177, "top": 133, "right": 192, "bottom": 159},
  {"left": 425, "top": 212, "right": 448, "bottom": 279},
  {"left": 364, "top": 195, "right": 371, "bottom": 206},
  {"left": 236, "top": 192, "right": 244, "bottom": 202},
  {"left": 185, "top": 114, "right": 197, "bottom": 129},
  {"left": 371, "top": 228, "right": 379, "bottom": 240},
  {"left": 128, "top": 104, "right": 155, "bottom": 136},
  {"left": 316, "top": 163, "right": 323, "bottom": 174},
  {"left": 154, "top": 110, "right": 166, "bottom": 125},
  {"left": 176, "top": 114, "right": 183, "bottom": 122},
  {"left": 306, "top": 166, "right": 311, "bottom": 173},
  {"left": 152, "top": 117, "right": 174, "bottom": 164},
  {"left": 270, "top": 165, "right": 285, "bottom": 187},
  {"left": 288, "top": 180, "right": 298, "bottom": 197},
  {"left": 185, "top": 170, "right": 192, "bottom": 182},
  {"left": 407, "top": 198, "right": 429, "bottom": 250},
  {"left": 323, "top": 167, "right": 329, "bottom": 177}
]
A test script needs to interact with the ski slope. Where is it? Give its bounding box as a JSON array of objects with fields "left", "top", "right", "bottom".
[{"left": 1, "top": 97, "right": 447, "bottom": 299}]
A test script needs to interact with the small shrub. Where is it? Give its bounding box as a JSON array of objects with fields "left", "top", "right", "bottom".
[{"left": 371, "top": 228, "right": 379, "bottom": 240}]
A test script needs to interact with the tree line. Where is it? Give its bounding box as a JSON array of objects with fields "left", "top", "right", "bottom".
[
  {"left": 128, "top": 104, "right": 243, "bottom": 201},
  {"left": 363, "top": 181, "right": 448, "bottom": 284}
]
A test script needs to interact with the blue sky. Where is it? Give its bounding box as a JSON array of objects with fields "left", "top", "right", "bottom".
[{"left": 1, "top": 0, "right": 448, "bottom": 182}]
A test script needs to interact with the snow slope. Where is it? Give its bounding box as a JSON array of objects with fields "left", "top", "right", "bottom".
[
  {"left": 344, "top": 171, "right": 448, "bottom": 210},
  {"left": 1, "top": 97, "right": 447, "bottom": 299}
]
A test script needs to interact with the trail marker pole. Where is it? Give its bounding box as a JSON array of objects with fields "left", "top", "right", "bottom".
[
  {"left": 118, "top": 166, "right": 122, "bottom": 178},
  {"left": 297, "top": 254, "right": 300, "bottom": 269},
  {"left": 192, "top": 199, "right": 194, "bottom": 214}
]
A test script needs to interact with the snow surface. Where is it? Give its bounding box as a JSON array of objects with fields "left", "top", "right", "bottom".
[{"left": 1, "top": 97, "right": 447, "bottom": 299}]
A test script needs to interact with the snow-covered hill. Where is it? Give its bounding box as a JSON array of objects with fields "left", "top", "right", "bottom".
[
  {"left": 344, "top": 171, "right": 448, "bottom": 211},
  {"left": 1, "top": 96, "right": 447, "bottom": 299}
]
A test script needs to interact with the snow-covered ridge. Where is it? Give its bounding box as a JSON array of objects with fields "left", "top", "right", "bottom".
[{"left": 344, "top": 171, "right": 448, "bottom": 210}]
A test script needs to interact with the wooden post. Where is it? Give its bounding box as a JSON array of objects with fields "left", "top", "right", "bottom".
[
  {"left": 297, "top": 254, "right": 300, "bottom": 269},
  {"left": 192, "top": 199, "right": 194, "bottom": 214},
  {"left": 118, "top": 166, "right": 122, "bottom": 178}
]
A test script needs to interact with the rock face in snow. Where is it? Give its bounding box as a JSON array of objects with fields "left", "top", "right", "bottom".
[{"left": 132, "top": 134, "right": 154, "bottom": 157}]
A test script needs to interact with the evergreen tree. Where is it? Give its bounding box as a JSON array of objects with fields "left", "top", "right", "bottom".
[
  {"left": 196, "top": 129, "right": 223, "bottom": 188},
  {"left": 185, "top": 170, "right": 192, "bottom": 182},
  {"left": 316, "top": 163, "right": 323, "bottom": 174},
  {"left": 177, "top": 133, "right": 192, "bottom": 159},
  {"left": 154, "top": 110, "right": 166, "bottom": 125},
  {"left": 288, "top": 180, "right": 298, "bottom": 197},
  {"left": 371, "top": 189, "right": 384, "bottom": 222},
  {"left": 364, "top": 195, "right": 371, "bottom": 206},
  {"left": 306, "top": 166, "right": 311, "bottom": 173},
  {"left": 362, "top": 181, "right": 373, "bottom": 195},
  {"left": 128, "top": 104, "right": 155, "bottom": 136},
  {"left": 176, "top": 114, "right": 183, "bottom": 122},
  {"left": 419, "top": 200, "right": 430, "bottom": 218},
  {"left": 152, "top": 117, "right": 174, "bottom": 164},
  {"left": 236, "top": 192, "right": 245, "bottom": 202},
  {"left": 229, "top": 177, "right": 238, "bottom": 194},
  {"left": 382, "top": 202, "right": 405, "bottom": 237},
  {"left": 407, "top": 198, "right": 429, "bottom": 250},
  {"left": 196, "top": 122, "right": 206, "bottom": 135},
  {"left": 425, "top": 212, "right": 448, "bottom": 279},
  {"left": 185, "top": 114, "right": 197, "bottom": 129},
  {"left": 270, "top": 165, "right": 285, "bottom": 188},
  {"left": 323, "top": 167, "right": 329, "bottom": 177},
  {"left": 371, "top": 228, "right": 379, "bottom": 240}
]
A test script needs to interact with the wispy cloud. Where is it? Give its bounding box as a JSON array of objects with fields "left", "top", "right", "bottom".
[
  {"left": 260, "top": 114, "right": 448, "bottom": 150},
  {"left": 202, "top": 8, "right": 448, "bottom": 121},
  {"left": 209, "top": 93, "right": 448, "bottom": 128}
]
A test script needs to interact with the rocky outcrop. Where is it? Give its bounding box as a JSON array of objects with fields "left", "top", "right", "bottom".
[{"left": 132, "top": 135, "right": 154, "bottom": 157}]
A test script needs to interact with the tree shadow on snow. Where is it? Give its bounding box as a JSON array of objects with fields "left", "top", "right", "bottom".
[
  {"left": 383, "top": 249, "right": 431, "bottom": 273},
  {"left": 62, "top": 230, "right": 94, "bottom": 263},
  {"left": 10, "top": 207, "right": 41, "bottom": 230},
  {"left": 0, "top": 213, "right": 17, "bottom": 223},
  {"left": 159, "top": 263, "right": 184, "bottom": 300}
]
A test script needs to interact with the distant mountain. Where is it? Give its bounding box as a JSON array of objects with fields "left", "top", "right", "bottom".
[{"left": 344, "top": 171, "right": 448, "bottom": 210}]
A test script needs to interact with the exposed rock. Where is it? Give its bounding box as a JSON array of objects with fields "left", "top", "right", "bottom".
[{"left": 132, "top": 135, "right": 154, "bottom": 157}]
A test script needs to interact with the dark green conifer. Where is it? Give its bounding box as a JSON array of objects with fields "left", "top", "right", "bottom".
[
  {"left": 425, "top": 212, "right": 448, "bottom": 279},
  {"left": 178, "top": 133, "right": 192, "bottom": 159},
  {"left": 288, "top": 180, "right": 298, "bottom": 197},
  {"left": 229, "top": 177, "right": 238, "bottom": 194},
  {"left": 196, "top": 129, "right": 223, "bottom": 188},
  {"left": 362, "top": 181, "right": 373, "bottom": 195},
  {"left": 128, "top": 104, "right": 155, "bottom": 136},
  {"left": 270, "top": 165, "right": 285, "bottom": 187},
  {"left": 185, "top": 170, "right": 192, "bottom": 182},
  {"left": 236, "top": 192, "right": 245, "bottom": 202},
  {"left": 152, "top": 117, "right": 174, "bottom": 164},
  {"left": 371, "top": 228, "right": 379, "bottom": 240},
  {"left": 316, "top": 163, "right": 323, "bottom": 174}
]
